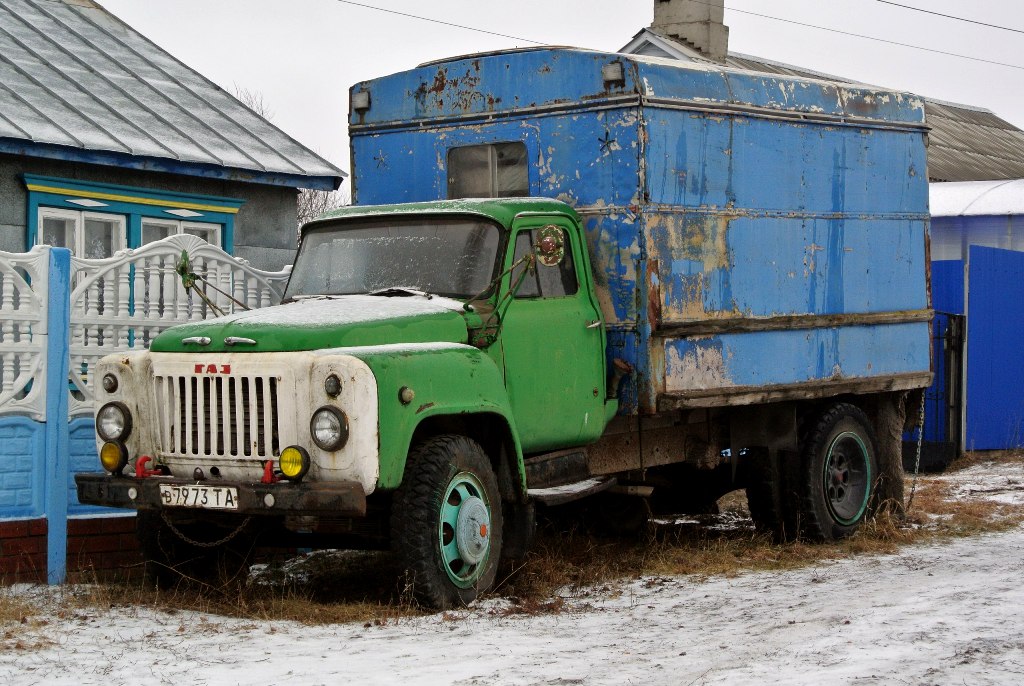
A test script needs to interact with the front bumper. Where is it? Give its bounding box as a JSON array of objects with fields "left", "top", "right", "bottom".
[{"left": 75, "top": 473, "right": 367, "bottom": 517}]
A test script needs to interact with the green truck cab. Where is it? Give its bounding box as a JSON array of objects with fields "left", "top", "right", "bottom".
[{"left": 78, "top": 199, "right": 609, "bottom": 607}]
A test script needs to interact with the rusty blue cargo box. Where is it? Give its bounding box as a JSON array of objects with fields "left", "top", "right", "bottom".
[{"left": 348, "top": 48, "right": 932, "bottom": 415}]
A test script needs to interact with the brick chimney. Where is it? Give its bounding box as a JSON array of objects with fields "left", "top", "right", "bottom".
[{"left": 652, "top": 0, "right": 729, "bottom": 62}]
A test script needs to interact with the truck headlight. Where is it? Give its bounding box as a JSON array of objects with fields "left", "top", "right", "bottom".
[
  {"left": 99, "top": 441, "right": 128, "bottom": 475},
  {"left": 96, "top": 402, "right": 132, "bottom": 442},
  {"left": 279, "top": 446, "right": 311, "bottom": 481},
  {"left": 310, "top": 406, "right": 349, "bottom": 451}
]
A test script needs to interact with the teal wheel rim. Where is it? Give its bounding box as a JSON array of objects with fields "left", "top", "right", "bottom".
[
  {"left": 823, "top": 431, "right": 871, "bottom": 526},
  {"left": 439, "top": 471, "right": 492, "bottom": 588}
]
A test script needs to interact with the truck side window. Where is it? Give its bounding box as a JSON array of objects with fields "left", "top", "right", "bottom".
[
  {"left": 448, "top": 143, "right": 528, "bottom": 198},
  {"left": 512, "top": 230, "right": 577, "bottom": 298}
]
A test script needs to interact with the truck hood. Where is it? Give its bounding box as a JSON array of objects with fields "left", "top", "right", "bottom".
[{"left": 150, "top": 295, "right": 470, "bottom": 353}]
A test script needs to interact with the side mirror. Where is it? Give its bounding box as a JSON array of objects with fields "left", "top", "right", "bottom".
[{"left": 534, "top": 225, "right": 565, "bottom": 267}]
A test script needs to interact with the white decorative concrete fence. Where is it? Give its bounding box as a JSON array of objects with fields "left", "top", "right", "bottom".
[
  {"left": 66, "top": 234, "right": 289, "bottom": 416},
  {"left": 0, "top": 236, "right": 290, "bottom": 582},
  {"left": 0, "top": 247, "right": 49, "bottom": 421}
]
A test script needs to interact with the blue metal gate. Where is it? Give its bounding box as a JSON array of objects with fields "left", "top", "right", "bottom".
[{"left": 966, "top": 246, "right": 1024, "bottom": 450}]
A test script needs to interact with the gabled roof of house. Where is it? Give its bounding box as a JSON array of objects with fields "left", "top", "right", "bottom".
[
  {"left": 622, "top": 28, "right": 1024, "bottom": 183},
  {"left": 0, "top": 0, "right": 344, "bottom": 190}
]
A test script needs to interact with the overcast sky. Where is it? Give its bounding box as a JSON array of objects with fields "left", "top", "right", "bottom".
[{"left": 100, "top": 0, "right": 1023, "bottom": 183}]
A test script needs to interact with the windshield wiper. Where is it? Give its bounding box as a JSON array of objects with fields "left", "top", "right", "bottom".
[
  {"left": 282, "top": 294, "right": 345, "bottom": 304},
  {"left": 366, "top": 286, "right": 434, "bottom": 299}
]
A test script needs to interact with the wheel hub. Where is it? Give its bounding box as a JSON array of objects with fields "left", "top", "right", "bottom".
[
  {"left": 824, "top": 432, "right": 870, "bottom": 525},
  {"left": 455, "top": 496, "right": 490, "bottom": 565},
  {"left": 439, "top": 471, "right": 492, "bottom": 588}
]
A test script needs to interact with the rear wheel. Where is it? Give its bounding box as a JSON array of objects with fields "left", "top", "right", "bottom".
[
  {"left": 745, "top": 448, "right": 798, "bottom": 542},
  {"left": 391, "top": 435, "right": 503, "bottom": 610},
  {"left": 798, "top": 403, "right": 878, "bottom": 540}
]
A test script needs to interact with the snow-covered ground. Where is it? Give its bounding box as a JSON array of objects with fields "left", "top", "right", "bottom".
[{"left": 3, "top": 460, "right": 1023, "bottom": 686}]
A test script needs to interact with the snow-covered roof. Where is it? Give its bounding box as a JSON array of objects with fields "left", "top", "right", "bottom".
[
  {"left": 0, "top": 0, "right": 344, "bottom": 190},
  {"left": 930, "top": 179, "right": 1024, "bottom": 217}
]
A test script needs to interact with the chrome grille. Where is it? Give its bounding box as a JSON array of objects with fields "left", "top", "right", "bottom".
[{"left": 155, "top": 374, "right": 280, "bottom": 459}]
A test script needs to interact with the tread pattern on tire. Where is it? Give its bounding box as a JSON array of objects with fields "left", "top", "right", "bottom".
[
  {"left": 745, "top": 448, "right": 798, "bottom": 542},
  {"left": 391, "top": 434, "right": 503, "bottom": 610},
  {"left": 798, "top": 402, "right": 877, "bottom": 541}
]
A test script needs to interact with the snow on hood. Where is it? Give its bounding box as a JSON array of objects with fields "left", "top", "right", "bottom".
[{"left": 151, "top": 294, "right": 470, "bottom": 353}]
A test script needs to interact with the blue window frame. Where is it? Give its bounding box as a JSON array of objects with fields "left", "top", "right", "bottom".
[{"left": 24, "top": 175, "right": 243, "bottom": 254}]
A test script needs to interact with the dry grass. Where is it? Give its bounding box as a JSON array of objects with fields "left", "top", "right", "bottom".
[
  {"left": 6, "top": 454, "right": 1022, "bottom": 624},
  {"left": 497, "top": 454, "right": 1024, "bottom": 611},
  {"left": 944, "top": 448, "right": 1024, "bottom": 471},
  {"left": 43, "top": 550, "right": 425, "bottom": 627},
  {"left": 0, "top": 592, "right": 54, "bottom": 652}
]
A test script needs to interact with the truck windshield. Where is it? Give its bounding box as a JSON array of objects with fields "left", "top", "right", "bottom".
[{"left": 284, "top": 216, "right": 503, "bottom": 300}]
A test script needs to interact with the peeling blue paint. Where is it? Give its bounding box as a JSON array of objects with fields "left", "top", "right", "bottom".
[
  {"left": 350, "top": 48, "right": 930, "bottom": 413},
  {"left": 666, "top": 322, "right": 930, "bottom": 391}
]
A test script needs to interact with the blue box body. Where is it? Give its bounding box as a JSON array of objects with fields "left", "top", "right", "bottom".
[{"left": 349, "top": 49, "right": 932, "bottom": 414}]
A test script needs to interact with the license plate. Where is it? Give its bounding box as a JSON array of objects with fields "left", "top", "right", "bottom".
[{"left": 159, "top": 484, "right": 239, "bottom": 510}]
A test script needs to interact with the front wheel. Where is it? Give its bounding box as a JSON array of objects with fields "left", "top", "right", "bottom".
[
  {"left": 391, "top": 435, "right": 503, "bottom": 610},
  {"left": 799, "top": 403, "right": 878, "bottom": 540}
]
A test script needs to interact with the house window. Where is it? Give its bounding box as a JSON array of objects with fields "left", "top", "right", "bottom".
[
  {"left": 142, "top": 218, "right": 222, "bottom": 247},
  {"left": 25, "top": 174, "right": 243, "bottom": 254},
  {"left": 38, "top": 208, "right": 126, "bottom": 258},
  {"left": 447, "top": 142, "right": 529, "bottom": 198}
]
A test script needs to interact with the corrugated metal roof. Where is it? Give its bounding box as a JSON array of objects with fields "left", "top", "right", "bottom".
[
  {"left": 624, "top": 29, "right": 1024, "bottom": 184},
  {"left": 0, "top": 0, "right": 344, "bottom": 189},
  {"left": 921, "top": 103, "right": 1024, "bottom": 182}
]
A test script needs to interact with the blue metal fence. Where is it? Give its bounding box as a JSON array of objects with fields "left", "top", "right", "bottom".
[{"left": 966, "top": 246, "right": 1024, "bottom": 450}]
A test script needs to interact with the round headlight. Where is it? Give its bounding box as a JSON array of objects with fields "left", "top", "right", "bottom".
[
  {"left": 101, "top": 373, "right": 118, "bottom": 393},
  {"left": 310, "top": 407, "right": 349, "bottom": 451},
  {"left": 96, "top": 402, "right": 131, "bottom": 442},
  {"left": 279, "top": 446, "right": 311, "bottom": 481},
  {"left": 99, "top": 441, "right": 128, "bottom": 475}
]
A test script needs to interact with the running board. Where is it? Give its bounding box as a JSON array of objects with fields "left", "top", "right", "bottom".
[
  {"left": 524, "top": 447, "right": 618, "bottom": 506},
  {"left": 523, "top": 448, "right": 591, "bottom": 489},
  {"left": 528, "top": 476, "right": 617, "bottom": 507}
]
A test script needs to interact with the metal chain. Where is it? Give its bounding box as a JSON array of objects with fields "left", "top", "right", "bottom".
[
  {"left": 905, "top": 392, "right": 926, "bottom": 512},
  {"left": 161, "top": 510, "right": 252, "bottom": 548}
]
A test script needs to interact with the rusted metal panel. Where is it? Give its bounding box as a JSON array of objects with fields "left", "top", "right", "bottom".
[
  {"left": 349, "top": 47, "right": 932, "bottom": 417},
  {"left": 663, "top": 323, "right": 930, "bottom": 393},
  {"left": 659, "top": 372, "right": 933, "bottom": 411}
]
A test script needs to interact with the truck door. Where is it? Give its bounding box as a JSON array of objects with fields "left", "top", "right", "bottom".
[{"left": 499, "top": 216, "right": 607, "bottom": 453}]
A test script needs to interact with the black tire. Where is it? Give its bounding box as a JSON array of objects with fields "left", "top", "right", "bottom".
[
  {"left": 798, "top": 403, "right": 879, "bottom": 540},
  {"left": 391, "top": 435, "right": 503, "bottom": 610},
  {"left": 745, "top": 448, "right": 799, "bottom": 542},
  {"left": 137, "top": 510, "right": 255, "bottom": 588}
]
